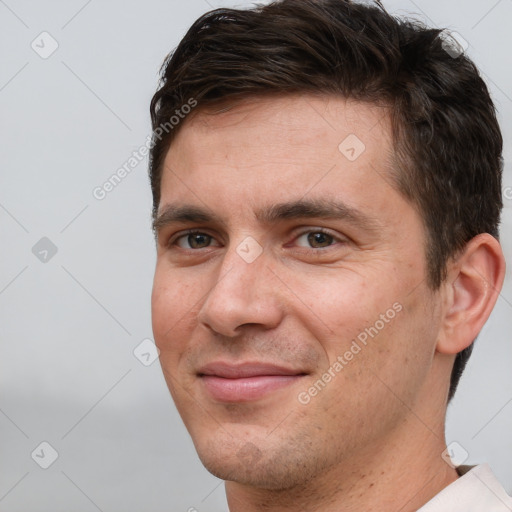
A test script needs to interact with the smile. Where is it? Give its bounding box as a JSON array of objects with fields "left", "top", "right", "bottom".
[{"left": 198, "top": 362, "right": 307, "bottom": 402}]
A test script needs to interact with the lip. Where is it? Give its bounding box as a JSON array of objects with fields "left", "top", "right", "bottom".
[{"left": 198, "top": 362, "right": 306, "bottom": 402}]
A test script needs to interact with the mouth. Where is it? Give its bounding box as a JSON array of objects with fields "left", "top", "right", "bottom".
[{"left": 197, "top": 362, "right": 307, "bottom": 403}]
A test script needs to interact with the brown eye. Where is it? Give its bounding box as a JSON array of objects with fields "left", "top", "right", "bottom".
[
  {"left": 295, "top": 231, "right": 336, "bottom": 249},
  {"left": 307, "top": 232, "right": 334, "bottom": 248},
  {"left": 175, "top": 232, "right": 215, "bottom": 249}
]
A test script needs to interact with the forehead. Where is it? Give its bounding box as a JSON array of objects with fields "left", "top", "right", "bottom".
[
  {"left": 168, "top": 94, "right": 393, "bottom": 161},
  {"left": 159, "top": 94, "right": 399, "bottom": 222}
]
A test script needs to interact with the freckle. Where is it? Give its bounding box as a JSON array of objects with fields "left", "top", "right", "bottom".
[{"left": 370, "top": 482, "right": 374, "bottom": 488}]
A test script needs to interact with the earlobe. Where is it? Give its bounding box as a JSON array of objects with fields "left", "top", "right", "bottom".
[{"left": 436, "top": 233, "right": 506, "bottom": 355}]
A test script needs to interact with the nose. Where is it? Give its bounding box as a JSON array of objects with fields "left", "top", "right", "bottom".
[{"left": 197, "top": 241, "right": 285, "bottom": 338}]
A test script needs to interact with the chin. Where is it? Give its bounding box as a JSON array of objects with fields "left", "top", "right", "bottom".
[{"left": 193, "top": 432, "right": 323, "bottom": 490}]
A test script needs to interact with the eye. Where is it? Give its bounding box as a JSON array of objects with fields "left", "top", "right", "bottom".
[
  {"left": 295, "top": 230, "right": 338, "bottom": 249},
  {"left": 173, "top": 231, "right": 219, "bottom": 249}
]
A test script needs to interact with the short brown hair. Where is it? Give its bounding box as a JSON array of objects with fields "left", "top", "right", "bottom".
[{"left": 149, "top": 0, "right": 503, "bottom": 401}]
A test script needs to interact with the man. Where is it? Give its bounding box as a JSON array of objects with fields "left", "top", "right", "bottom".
[{"left": 149, "top": 0, "right": 511, "bottom": 509}]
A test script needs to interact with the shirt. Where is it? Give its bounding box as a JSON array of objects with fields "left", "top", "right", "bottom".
[{"left": 418, "top": 464, "right": 512, "bottom": 511}]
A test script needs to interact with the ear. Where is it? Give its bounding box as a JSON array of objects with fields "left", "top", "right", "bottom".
[{"left": 436, "top": 233, "right": 506, "bottom": 355}]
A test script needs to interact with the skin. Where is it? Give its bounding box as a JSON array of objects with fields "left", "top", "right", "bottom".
[{"left": 151, "top": 94, "right": 505, "bottom": 511}]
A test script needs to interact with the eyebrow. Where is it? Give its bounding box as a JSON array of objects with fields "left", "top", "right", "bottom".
[
  {"left": 153, "top": 205, "right": 223, "bottom": 232},
  {"left": 153, "top": 198, "right": 380, "bottom": 233}
]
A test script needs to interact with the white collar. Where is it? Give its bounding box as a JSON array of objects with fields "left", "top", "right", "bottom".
[{"left": 418, "top": 464, "right": 512, "bottom": 511}]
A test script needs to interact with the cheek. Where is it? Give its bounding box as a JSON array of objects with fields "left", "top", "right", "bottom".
[
  {"left": 290, "top": 268, "right": 394, "bottom": 346},
  {"left": 348, "top": 291, "right": 440, "bottom": 408},
  {"left": 151, "top": 266, "right": 198, "bottom": 352},
  {"left": 296, "top": 265, "right": 434, "bottom": 387},
  {"left": 151, "top": 268, "right": 203, "bottom": 404}
]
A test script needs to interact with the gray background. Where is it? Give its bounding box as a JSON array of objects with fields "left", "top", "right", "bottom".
[{"left": 1, "top": 0, "right": 511, "bottom": 510}]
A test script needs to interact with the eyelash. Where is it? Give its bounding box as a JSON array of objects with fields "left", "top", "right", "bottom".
[{"left": 169, "top": 228, "right": 344, "bottom": 252}]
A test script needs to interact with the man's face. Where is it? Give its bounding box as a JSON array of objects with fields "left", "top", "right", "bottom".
[{"left": 151, "top": 95, "right": 443, "bottom": 489}]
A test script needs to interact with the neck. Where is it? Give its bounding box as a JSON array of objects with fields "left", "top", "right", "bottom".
[{"left": 226, "top": 393, "right": 458, "bottom": 511}]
